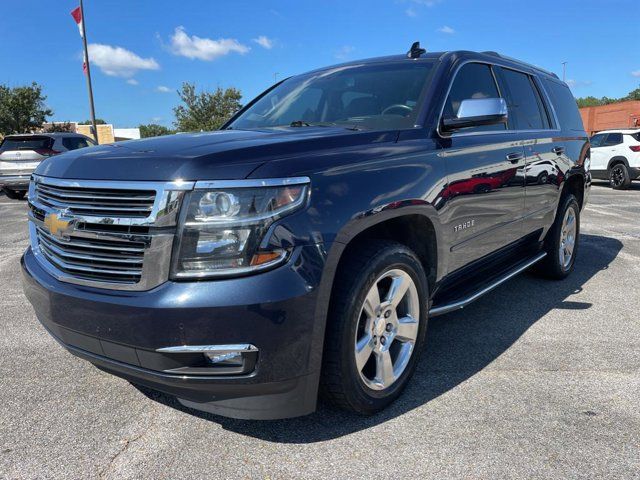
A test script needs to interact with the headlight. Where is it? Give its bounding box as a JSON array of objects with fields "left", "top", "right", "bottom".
[{"left": 171, "top": 178, "right": 310, "bottom": 279}]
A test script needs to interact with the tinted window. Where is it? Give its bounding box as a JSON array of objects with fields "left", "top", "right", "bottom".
[
  {"left": 229, "top": 62, "right": 434, "bottom": 130},
  {"left": 500, "top": 69, "right": 548, "bottom": 129},
  {"left": 443, "top": 63, "right": 505, "bottom": 132},
  {"left": 628, "top": 133, "right": 640, "bottom": 142},
  {"left": 543, "top": 79, "right": 584, "bottom": 132},
  {"left": 603, "top": 133, "right": 623, "bottom": 146},
  {"left": 0, "top": 136, "right": 53, "bottom": 152},
  {"left": 62, "top": 137, "right": 91, "bottom": 150},
  {"left": 590, "top": 134, "right": 606, "bottom": 147}
]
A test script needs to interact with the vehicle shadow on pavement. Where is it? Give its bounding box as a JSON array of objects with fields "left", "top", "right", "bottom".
[{"left": 136, "top": 233, "right": 622, "bottom": 443}]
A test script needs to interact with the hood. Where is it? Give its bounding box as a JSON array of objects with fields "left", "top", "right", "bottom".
[{"left": 36, "top": 128, "right": 396, "bottom": 181}]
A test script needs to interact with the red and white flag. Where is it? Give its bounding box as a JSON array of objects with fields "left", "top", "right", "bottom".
[{"left": 70, "top": 6, "right": 83, "bottom": 38}]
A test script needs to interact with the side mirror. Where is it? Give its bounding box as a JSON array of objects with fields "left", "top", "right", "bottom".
[{"left": 442, "top": 98, "right": 508, "bottom": 132}]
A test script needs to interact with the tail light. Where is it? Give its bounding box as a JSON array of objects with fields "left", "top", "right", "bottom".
[
  {"left": 34, "top": 148, "right": 60, "bottom": 156},
  {"left": 629, "top": 145, "right": 640, "bottom": 152}
]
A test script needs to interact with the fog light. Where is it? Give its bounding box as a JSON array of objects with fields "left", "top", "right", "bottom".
[{"left": 205, "top": 351, "right": 243, "bottom": 365}]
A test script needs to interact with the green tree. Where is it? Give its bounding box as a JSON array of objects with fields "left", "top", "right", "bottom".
[
  {"left": 139, "top": 123, "right": 173, "bottom": 138},
  {"left": 173, "top": 83, "right": 242, "bottom": 132},
  {"left": 45, "top": 121, "right": 74, "bottom": 133},
  {"left": 623, "top": 85, "right": 640, "bottom": 102},
  {"left": 576, "top": 96, "right": 603, "bottom": 108},
  {"left": 0, "top": 82, "right": 53, "bottom": 135},
  {"left": 81, "top": 118, "right": 107, "bottom": 125}
]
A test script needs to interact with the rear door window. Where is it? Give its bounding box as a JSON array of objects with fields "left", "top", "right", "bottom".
[
  {"left": 603, "top": 133, "right": 623, "bottom": 146},
  {"left": 443, "top": 63, "right": 505, "bottom": 133},
  {"left": 542, "top": 79, "right": 585, "bottom": 132},
  {"left": 62, "top": 137, "right": 91, "bottom": 150},
  {"left": 499, "top": 68, "right": 549, "bottom": 130},
  {"left": 0, "top": 136, "right": 53, "bottom": 152}
]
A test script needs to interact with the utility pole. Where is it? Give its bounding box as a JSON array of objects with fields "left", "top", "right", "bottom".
[
  {"left": 274, "top": 72, "right": 279, "bottom": 84},
  {"left": 561, "top": 61, "right": 567, "bottom": 83},
  {"left": 79, "top": 0, "right": 99, "bottom": 143}
]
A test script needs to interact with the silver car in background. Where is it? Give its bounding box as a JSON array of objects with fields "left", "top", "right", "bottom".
[{"left": 0, "top": 133, "right": 96, "bottom": 199}]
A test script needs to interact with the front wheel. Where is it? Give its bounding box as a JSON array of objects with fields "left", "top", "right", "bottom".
[
  {"left": 536, "top": 194, "right": 580, "bottom": 279},
  {"left": 321, "top": 240, "right": 428, "bottom": 415}
]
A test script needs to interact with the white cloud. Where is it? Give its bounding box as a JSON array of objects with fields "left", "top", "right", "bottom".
[
  {"left": 88, "top": 43, "right": 159, "bottom": 78},
  {"left": 335, "top": 45, "right": 355, "bottom": 60},
  {"left": 156, "top": 85, "right": 172, "bottom": 93},
  {"left": 253, "top": 35, "right": 274, "bottom": 49},
  {"left": 566, "top": 79, "right": 593, "bottom": 89},
  {"left": 412, "top": 0, "right": 439, "bottom": 6},
  {"left": 437, "top": 25, "right": 455, "bottom": 34},
  {"left": 126, "top": 79, "right": 139, "bottom": 85},
  {"left": 632, "top": 70, "right": 640, "bottom": 77},
  {"left": 405, "top": 7, "right": 417, "bottom": 17},
  {"left": 169, "top": 26, "right": 249, "bottom": 61}
]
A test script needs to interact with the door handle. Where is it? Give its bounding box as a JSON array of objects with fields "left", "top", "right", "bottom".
[
  {"left": 552, "top": 146, "right": 565, "bottom": 155},
  {"left": 506, "top": 152, "right": 524, "bottom": 164}
]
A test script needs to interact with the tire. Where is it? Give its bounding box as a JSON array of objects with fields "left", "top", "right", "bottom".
[
  {"left": 1, "top": 188, "right": 26, "bottom": 200},
  {"left": 320, "top": 240, "right": 429, "bottom": 415},
  {"left": 609, "top": 163, "right": 631, "bottom": 190},
  {"left": 536, "top": 171, "right": 549, "bottom": 185},
  {"left": 536, "top": 194, "right": 580, "bottom": 280}
]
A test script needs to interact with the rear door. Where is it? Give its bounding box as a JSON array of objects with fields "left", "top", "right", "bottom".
[
  {"left": 438, "top": 62, "right": 526, "bottom": 272},
  {"left": 0, "top": 136, "right": 51, "bottom": 177},
  {"left": 495, "top": 67, "right": 562, "bottom": 235}
]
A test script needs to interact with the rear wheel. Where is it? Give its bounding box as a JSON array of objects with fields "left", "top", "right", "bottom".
[
  {"left": 536, "top": 194, "right": 580, "bottom": 279},
  {"left": 1, "top": 188, "right": 26, "bottom": 200},
  {"left": 609, "top": 163, "right": 631, "bottom": 190},
  {"left": 321, "top": 240, "right": 428, "bottom": 415}
]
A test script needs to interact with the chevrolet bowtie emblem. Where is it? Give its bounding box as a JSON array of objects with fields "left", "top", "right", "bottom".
[{"left": 43, "top": 213, "right": 75, "bottom": 239}]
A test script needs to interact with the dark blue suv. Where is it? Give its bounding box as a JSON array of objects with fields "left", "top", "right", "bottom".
[{"left": 22, "top": 47, "right": 590, "bottom": 419}]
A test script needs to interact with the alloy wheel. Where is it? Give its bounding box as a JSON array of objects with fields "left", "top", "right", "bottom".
[
  {"left": 610, "top": 166, "right": 624, "bottom": 187},
  {"left": 559, "top": 206, "right": 577, "bottom": 269},
  {"left": 354, "top": 269, "right": 420, "bottom": 391}
]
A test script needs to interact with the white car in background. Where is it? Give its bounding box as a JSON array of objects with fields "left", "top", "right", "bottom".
[
  {"left": 589, "top": 129, "right": 640, "bottom": 189},
  {"left": 0, "top": 133, "right": 96, "bottom": 199}
]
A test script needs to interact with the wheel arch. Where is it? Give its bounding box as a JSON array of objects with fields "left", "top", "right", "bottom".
[{"left": 608, "top": 156, "right": 629, "bottom": 170}]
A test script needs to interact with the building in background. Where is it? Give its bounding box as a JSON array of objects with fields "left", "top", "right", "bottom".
[
  {"left": 580, "top": 100, "right": 640, "bottom": 136},
  {"left": 42, "top": 122, "right": 140, "bottom": 144}
]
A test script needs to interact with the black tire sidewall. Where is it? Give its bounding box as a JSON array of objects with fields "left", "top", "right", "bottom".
[
  {"left": 609, "top": 164, "right": 630, "bottom": 190},
  {"left": 337, "top": 245, "right": 428, "bottom": 413}
]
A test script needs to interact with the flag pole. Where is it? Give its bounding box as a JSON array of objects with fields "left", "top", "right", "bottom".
[{"left": 79, "top": 0, "right": 98, "bottom": 143}]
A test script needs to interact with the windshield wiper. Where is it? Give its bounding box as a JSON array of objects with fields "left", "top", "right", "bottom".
[{"left": 289, "top": 120, "right": 362, "bottom": 131}]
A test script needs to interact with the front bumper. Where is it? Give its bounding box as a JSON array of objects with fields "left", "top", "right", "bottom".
[
  {"left": 0, "top": 175, "right": 30, "bottom": 190},
  {"left": 22, "top": 244, "right": 329, "bottom": 419}
]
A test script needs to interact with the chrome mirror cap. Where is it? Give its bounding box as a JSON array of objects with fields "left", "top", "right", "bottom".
[{"left": 442, "top": 97, "right": 508, "bottom": 132}]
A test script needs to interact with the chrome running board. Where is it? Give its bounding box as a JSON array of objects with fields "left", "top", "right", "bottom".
[{"left": 429, "top": 251, "right": 547, "bottom": 317}]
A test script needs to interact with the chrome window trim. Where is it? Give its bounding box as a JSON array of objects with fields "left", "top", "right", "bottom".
[
  {"left": 436, "top": 59, "right": 562, "bottom": 139},
  {"left": 194, "top": 176, "right": 310, "bottom": 190}
]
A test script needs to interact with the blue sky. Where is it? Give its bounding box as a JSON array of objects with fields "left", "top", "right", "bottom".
[{"left": 2, "top": 0, "right": 638, "bottom": 128}]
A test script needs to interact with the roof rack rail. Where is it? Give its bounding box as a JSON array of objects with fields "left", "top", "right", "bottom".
[{"left": 480, "top": 50, "right": 558, "bottom": 79}]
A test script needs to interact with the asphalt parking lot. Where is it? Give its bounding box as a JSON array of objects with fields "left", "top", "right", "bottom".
[{"left": 1, "top": 183, "right": 639, "bottom": 479}]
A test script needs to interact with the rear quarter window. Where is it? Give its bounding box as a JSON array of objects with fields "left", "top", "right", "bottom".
[{"left": 542, "top": 78, "right": 585, "bottom": 132}]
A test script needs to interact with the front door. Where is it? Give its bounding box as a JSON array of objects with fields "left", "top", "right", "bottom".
[{"left": 437, "top": 62, "right": 526, "bottom": 273}]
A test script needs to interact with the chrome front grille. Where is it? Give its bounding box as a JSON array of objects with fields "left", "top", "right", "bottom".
[
  {"left": 36, "top": 226, "right": 145, "bottom": 284},
  {"left": 35, "top": 182, "right": 156, "bottom": 217},
  {"left": 27, "top": 175, "right": 194, "bottom": 291}
]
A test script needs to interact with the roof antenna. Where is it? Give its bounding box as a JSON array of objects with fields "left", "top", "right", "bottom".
[{"left": 407, "top": 41, "right": 426, "bottom": 59}]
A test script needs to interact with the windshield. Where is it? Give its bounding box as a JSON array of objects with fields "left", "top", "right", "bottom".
[{"left": 228, "top": 61, "right": 435, "bottom": 131}]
